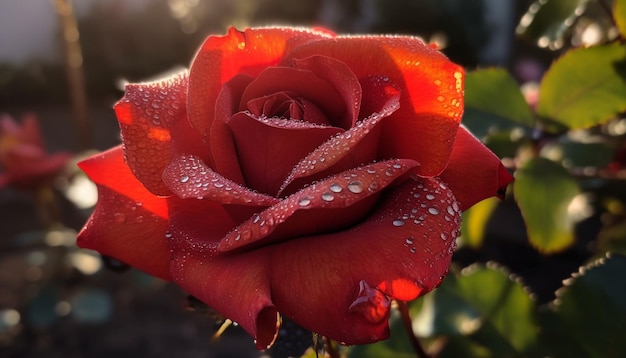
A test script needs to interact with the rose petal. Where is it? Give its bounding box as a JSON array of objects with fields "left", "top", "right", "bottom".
[
  {"left": 269, "top": 176, "right": 461, "bottom": 344},
  {"left": 228, "top": 111, "right": 342, "bottom": 195},
  {"left": 166, "top": 198, "right": 279, "bottom": 349},
  {"left": 285, "top": 35, "right": 464, "bottom": 176},
  {"left": 278, "top": 87, "right": 400, "bottom": 196},
  {"left": 219, "top": 159, "right": 420, "bottom": 253},
  {"left": 188, "top": 27, "right": 333, "bottom": 135},
  {"left": 239, "top": 66, "right": 348, "bottom": 127},
  {"left": 77, "top": 146, "right": 171, "bottom": 280},
  {"left": 439, "top": 126, "right": 514, "bottom": 210},
  {"left": 291, "top": 55, "right": 362, "bottom": 129},
  {"left": 162, "top": 153, "right": 280, "bottom": 207},
  {"left": 115, "top": 72, "right": 204, "bottom": 195},
  {"left": 211, "top": 74, "right": 252, "bottom": 183}
]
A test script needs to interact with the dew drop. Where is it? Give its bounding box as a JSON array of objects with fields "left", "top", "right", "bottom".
[
  {"left": 321, "top": 192, "right": 335, "bottom": 202},
  {"left": 441, "top": 232, "right": 448, "bottom": 241},
  {"left": 428, "top": 207, "right": 440, "bottom": 215},
  {"left": 298, "top": 197, "right": 311, "bottom": 207},
  {"left": 180, "top": 175, "right": 190, "bottom": 183},
  {"left": 164, "top": 231, "right": 173, "bottom": 239},
  {"left": 392, "top": 219, "right": 405, "bottom": 227},
  {"left": 409, "top": 247, "right": 417, "bottom": 254},
  {"left": 113, "top": 213, "right": 126, "bottom": 223},
  {"left": 426, "top": 194, "right": 435, "bottom": 200},
  {"left": 405, "top": 237, "right": 414, "bottom": 245},
  {"left": 368, "top": 182, "right": 379, "bottom": 192},
  {"left": 347, "top": 180, "right": 363, "bottom": 194},
  {"left": 330, "top": 183, "right": 343, "bottom": 193}
]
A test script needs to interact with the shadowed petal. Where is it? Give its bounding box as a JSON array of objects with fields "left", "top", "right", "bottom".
[
  {"left": 439, "top": 127, "right": 514, "bottom": 211},
  {"left": 229, "top": 111, "right": 342, "bottom": 195},
  {"left": 166, "top": 198, "right": 279, "bottom": 349},
  {"left": 77, "top": 146, "right": 171, "bottom": 280},
  {"left": 269, "top": 176, "right": 461, "bottom": 344}
]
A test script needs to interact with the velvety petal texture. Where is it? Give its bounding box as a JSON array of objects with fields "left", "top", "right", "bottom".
[{"left": 77, "top": 26, "right": 513, "bottom": 350}]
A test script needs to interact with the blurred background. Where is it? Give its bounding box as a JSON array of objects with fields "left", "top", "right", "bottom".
[{"left": 0, "top": 0, "right": 619, "bottom": 357}]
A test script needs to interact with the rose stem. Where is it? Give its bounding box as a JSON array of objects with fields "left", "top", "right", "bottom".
[{"left": 397, "top": 300, "right": 431, "bottom": 358}]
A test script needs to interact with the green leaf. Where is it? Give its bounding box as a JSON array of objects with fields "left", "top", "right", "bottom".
[
  {"left": 540, "top": 140, "right": 616, "bottom": 168},
  {"left": 547, "top": 254, "right": 626, "bottom": 358},
  {"left": 537, "top": 44, "right": 626, "bottom": 129},
  {"left": 514, "top": 157, "right": 580, "bottom": 253},
  {"left": 516, "top": 0, "right": 589, "bottom": 48},
  {"left": 463, "top": 69, "right": 535, "bottom": 139},
  {"left": 413, "top": 265, "right": 539, "bottom": 357},
  {"left": 460, "top": 197, "right": 500, "bottom": 249},
  {"left": 614, "top": 0, "right": 626, "bottom": 38}
]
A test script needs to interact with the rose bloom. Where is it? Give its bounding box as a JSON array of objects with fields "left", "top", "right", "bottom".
[
  {"left": 0, "top": 113, "right": 71, "bottom": 189},
  {"left": 78, "top": 27, "right": 512, "bottom": 348}
]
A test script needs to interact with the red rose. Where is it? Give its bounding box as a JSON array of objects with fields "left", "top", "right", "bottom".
[
  {"left": 78, "top": 27, "right": 512, "bottom": 348},
  {"left": 0, "top": 113, "right": 71, "bottom": 189}
]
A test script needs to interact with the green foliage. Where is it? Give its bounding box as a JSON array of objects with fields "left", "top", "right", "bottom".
[
  {"left": 460, "top": 197, "right": 500, "bottom": 249},
  {"left": 541, "top": 254, "right": 626, "bottom": 358},
  {"left": 463, "top": 69, "right": 535, "bottom": 139},
  {"left": 514, "top": 157, "right": 580, "bottom": 253},
  {"left": 537, "top": 44, "right": 626, "bottom": 130},
  {"left": 614, "top": 0, "right": 626, "bottom": 37},
  {"left": 413, "top": 265, "right": 539, "bottom": 358},
  {"left": 516, "top": 0, "right": 590, "bottom": 48}
]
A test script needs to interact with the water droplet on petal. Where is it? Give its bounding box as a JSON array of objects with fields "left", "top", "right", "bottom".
[
  {"left": 321, "top": 192, "right": 335, "bottom": 202},
  {"left": 348, "top": 280, "right": 390, "bottom": 324},
  {"left": 113, "top": 213, "right": 126, "bottom": 223},
  {"left": 428, "top": 207, "right": 440, "bottom": 215},
  {"left": 347, "top": 180, "right": 363, "bottom": 194},
  {"left": 392, "top": 219, "right": 405, "bottom": 227},
  {"left": 180, "top": 175, "right": 189, "bottom": 183},
  {"left": 441, "top": 232, "right": 448, "bottom": 241},
  {"left": 298, "top": 197, "right": 311, "bottom": 207},
  {"left": 405, "top": 237, "right": 414, "bottom": 245},
  {"left": 330, "top": 183, "right": 343, "bottom": 193},
  {"left": 426, "top": 194, "right": 435, "bottom": 200}
]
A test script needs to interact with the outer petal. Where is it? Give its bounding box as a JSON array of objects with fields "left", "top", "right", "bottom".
[
  {"left": 439, "top": 127, "right": 514, "bottom": 211},
  {"left": 284, "top": 36, "right": 464, "bottom": 176},
  {"left": 166, "top": 198, "right": 279, "bottom": 349},
  {"left": 115, "top": 72, "right": 204, "bottom": 195},
  {"left": 269, "top": 176, "right": 461, "bottom": 344},
  {"left": 77, "top": 146, "right": 171, "bottom": 280},
  {"left": 188, "top": 27, "right": 334, "bottom": 135}
]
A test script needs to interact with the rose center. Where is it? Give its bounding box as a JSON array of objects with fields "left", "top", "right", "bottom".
[{"left": 246, "top": 91, "right": 332, "bottom": 127}]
